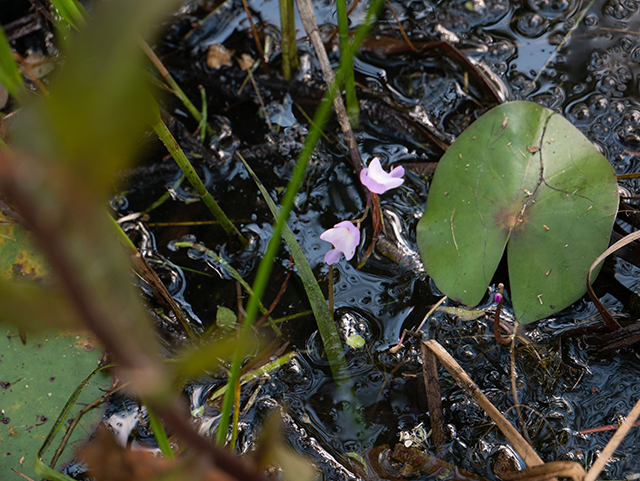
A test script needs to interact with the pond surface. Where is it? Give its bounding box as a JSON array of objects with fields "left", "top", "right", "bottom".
[{"left": 68, "top": 0, "right": 640, "bottom": 479}]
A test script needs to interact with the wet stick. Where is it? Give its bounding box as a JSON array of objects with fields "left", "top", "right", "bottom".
[
  {"left": 420, "top": 341, "right": 445, "bottom": 451},
  {"left": 152, "top": 117, "right": 248, "bottom": 247},
  {"left": 584, "top": 396, "right": 640, "bottom": 481},
  {"left": 422, "top": 340, "right": 552, "bottom": 473}
]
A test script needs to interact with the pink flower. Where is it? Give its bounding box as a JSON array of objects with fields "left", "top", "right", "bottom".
[
  {"left": 360, "top": 157, "right": 405, "bottom": 194},
  {"left": 320, "top": 221, "right": 360, "bottom": 265},
  {"left": 494, "top": 293, "right": 503, "bottom": 303}
]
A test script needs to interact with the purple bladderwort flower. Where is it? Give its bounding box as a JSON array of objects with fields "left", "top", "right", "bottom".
[
  {"left": 360, "top": 157, "right": 405, "bottom": 194},
  {"left": 494, "top": 293, "right": 503, "bottom": 303},
  {"left": 320, "top": 220, "right": 361, "bottom": 265}
]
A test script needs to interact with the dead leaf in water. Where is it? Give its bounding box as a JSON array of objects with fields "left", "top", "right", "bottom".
[{"left": 207, "top": 44, "right": 234, "bottom": 69}]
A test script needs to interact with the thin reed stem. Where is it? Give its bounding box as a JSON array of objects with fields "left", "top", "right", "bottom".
[
  {"left": 152, "top": 118, "right": 248, "bottom": 246},
  {"left": 279, "top": 0, "right": 299, "bottom": 79},
  {"left": 335, "top": 0, "right": 359, "bottom": 126}
]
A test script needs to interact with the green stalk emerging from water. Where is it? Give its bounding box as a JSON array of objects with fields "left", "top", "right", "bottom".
[
  {"left": 279, "top": 0, "right": 299, "bottom": 79},
  {"left": 335, "top": 0, "right": 359, "bottom": 126},
  {"left": 152, "top": 116, "right": 248, "bottom": 247}
]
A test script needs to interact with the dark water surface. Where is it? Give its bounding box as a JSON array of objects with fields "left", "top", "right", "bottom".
[{"left": 101, "top": 0, "right": 640, "bottom": 479}]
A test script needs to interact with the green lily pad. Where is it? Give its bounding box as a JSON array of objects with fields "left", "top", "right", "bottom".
[
  {"left": 0, "top": 330, "right": 110, "bottom": 480},
  {"left": 417, "top": 101, "right": 618, "bottom": 324}
]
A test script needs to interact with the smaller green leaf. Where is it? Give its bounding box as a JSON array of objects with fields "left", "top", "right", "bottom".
[
  {"left": 346, "top": 334, "right": 365, "bottom": 349},
  {"left": 438, "top": 306, "right": 485, "bottom": 321},
  {"left": 216, "top": 306, "right": 237, "bottom": 329}
]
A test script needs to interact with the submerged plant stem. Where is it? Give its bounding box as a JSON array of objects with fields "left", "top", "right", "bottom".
[
  {"left": 152, "top": 119, "right": 247, "bottom": 246},
  {"left": 328, "top": 264, "right": 334, "bottom": 314}
]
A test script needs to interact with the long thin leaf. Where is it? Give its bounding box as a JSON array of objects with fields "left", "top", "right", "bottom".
[
  {"left": 146, "top": 405, "right": 175, "bottom": 458},
  {"left": 49, "top": 0, "right": 88, "bottom": 30},
  {"left": 334, "top": 0, "right": 358, "bottom": 125},
  {"left": 152, "top": 117, "right": 248, "bottom": 246},
  {"left": 239, "top": 155, "right": 348, "bottom": 379}
]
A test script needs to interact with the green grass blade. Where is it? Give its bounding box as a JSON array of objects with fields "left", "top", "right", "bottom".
[
  {"left": 34, "top": 456, "right": 78, "bottom": 481},
  {"left": 199, "top": 85, "right": 208, "bottom": 143},
  {"left": 0, "top": 26, "right": 25, "bottom": 99},
  {"left": 279, "top": 0, "right": 299, "bottom": 79},
  {"left": 152, "top": 117, "right": 248, "bottom": 247},
  {"left": 146, "top": 405, "right": 175, "bottom": 458},
  {"left": 49, "top": 0, "right": 88, "bottom": 30},
  {"left": 239, "top": 155, "right": 349, "bottom": 380},
  {"left": 209, "top": 351, "right": 295, "bottom": 401}
]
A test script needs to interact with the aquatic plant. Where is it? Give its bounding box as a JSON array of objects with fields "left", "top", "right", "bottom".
[
  {"left": 360, "top": 157, "right": 405, "bottom": 194},
  {"left": 320, "top": 220, "right": 361, "bottom": 264},
  {"left": 417, "top": 101, "right": 619, "bottom": 324}
]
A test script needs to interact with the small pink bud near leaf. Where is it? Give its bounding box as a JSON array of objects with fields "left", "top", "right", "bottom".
[
  {"left": 320, "top": 220, "right": 360, "bottom": 265},
  {"left": 494, "top": 293, "right": 503, "bottom": 303},
  {"left": 360, "top": 157, "right": 405, "bottom": 194}
]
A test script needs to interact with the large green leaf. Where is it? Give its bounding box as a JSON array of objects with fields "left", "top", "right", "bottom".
[
  {"left": 0, "top": 330, "right": 110, "bottom": 480},
  {"left": 417, "top": 101, "right": 619, "bottom": 324}
]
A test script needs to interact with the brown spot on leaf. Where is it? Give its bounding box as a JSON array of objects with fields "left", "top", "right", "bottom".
[{"left": 493, "top": 205, "right": 520, "bottom": 234}]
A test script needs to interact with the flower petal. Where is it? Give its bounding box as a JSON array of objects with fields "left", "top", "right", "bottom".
[
  {"left": 335, "top": 221, "right": 360, "bottom": 243},
  {"left": 390, "top": 165, "right": 405, "bottom": 178},
  {"left": 360, "top": 170, "right": 388, "bottom": 194},
  {"left": 320, "top": 221, "right": 360, "bottom": 263},
  {"left": 366, "top": 158, "right": 387, "bottom": 182},
  {"left": 320, "top": 225, "right": 350, "bottom": 245},
  {"left": 324, "top": 248, "right": 342, "bottom": 265},
  {"left": 360, "top": 158, "right": 405, "bottom": 194}
]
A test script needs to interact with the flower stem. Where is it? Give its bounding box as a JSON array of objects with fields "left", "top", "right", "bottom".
[{"left": 328, "top": 264, "right": 334, "bottom": 315}]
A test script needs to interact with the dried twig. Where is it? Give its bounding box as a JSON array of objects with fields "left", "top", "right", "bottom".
[
  {"left": 584, "top": 396, "right": 640, "bottom": 481},
  {"left": 422, "top": 340, "right": 546, "bottom": 469},
  {"left": 420, "top": 341, "right": 446, "bottom": 451},
  {"left": 586, "top": 230, "right": 640, "bottom": 331}
]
